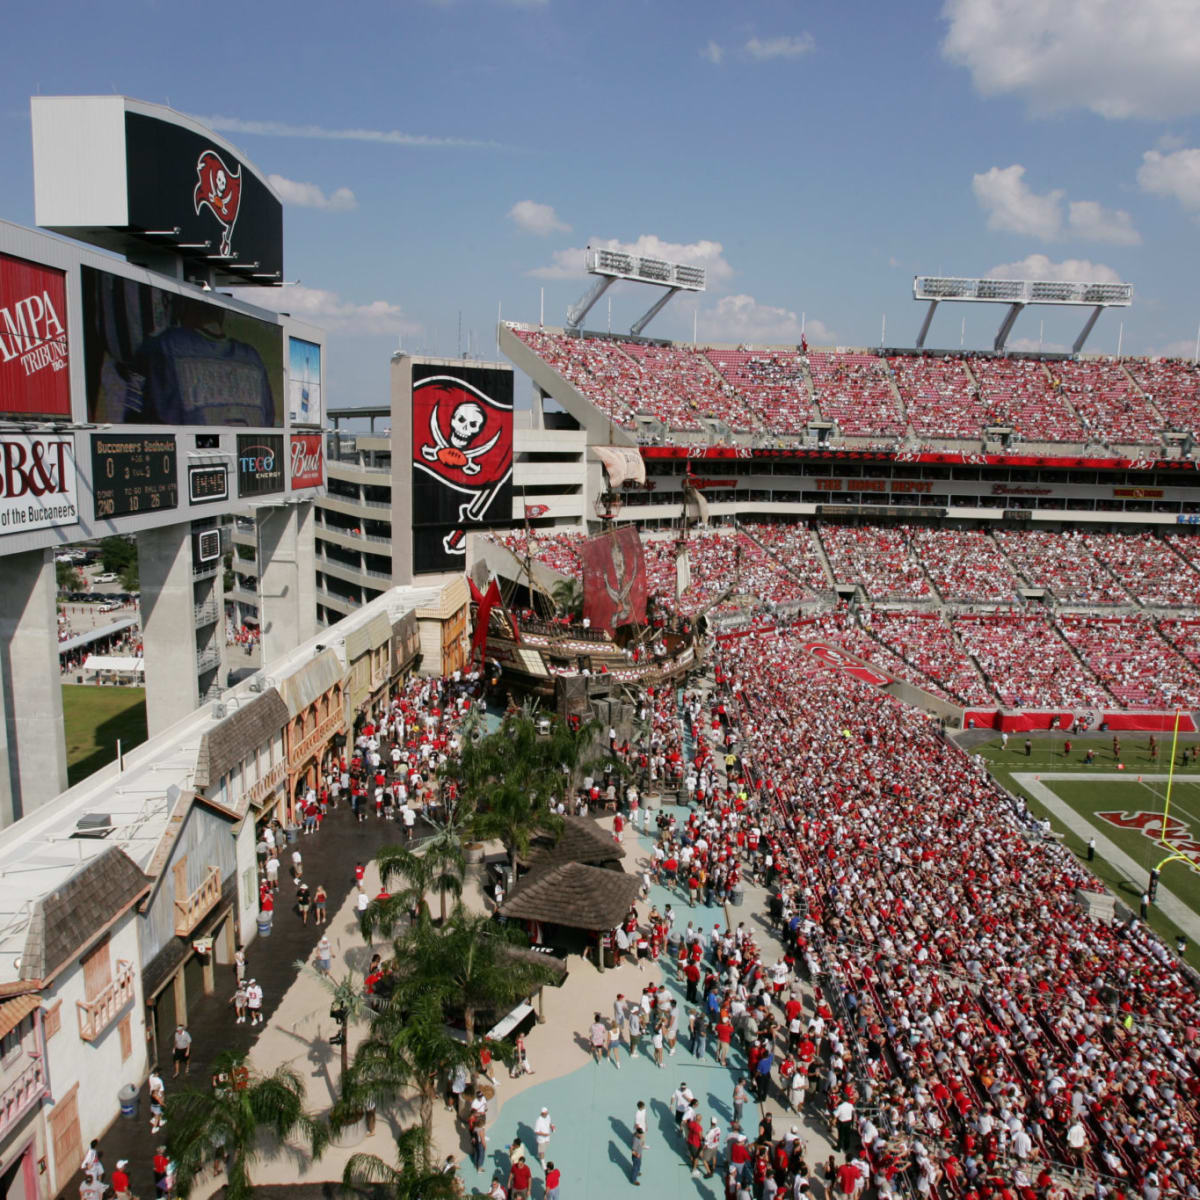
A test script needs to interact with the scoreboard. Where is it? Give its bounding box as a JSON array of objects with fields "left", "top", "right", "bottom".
[{"left": 90, "top": 435, "right": 179, "bottom": 520}]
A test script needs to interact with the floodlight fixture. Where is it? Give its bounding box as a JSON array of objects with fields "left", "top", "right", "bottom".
[
  {"left": 567, "top": 246, "right": 707, "bottom": 335},
  {"left": 912, "top": 275, "right": 1133, "bottom": 354}
]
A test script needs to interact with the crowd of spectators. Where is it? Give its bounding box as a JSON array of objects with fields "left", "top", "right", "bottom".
[
  {"left": 909, "top": 527, "right": 1022, "bottom": 604},
  {"left": 994, "top": 529, "right": 1129, "bottom": 605},
  {"left": 513, "top": 326, "right": 1200, "bottom": 448},
  {"left": 705, "top": 350, "right": 815, "bottom": 434},
  {"left": 1085, "top": 532, "right": 1200, "bottom": 608},
  {"left": 887, "top": 356, "right": 982, "bottom": 441},
  {"left": 1055, "top": 615, "right": 1200, "bottom": 710},
  {"left": 1125, "top": 357, "right": 1200, "bottom": 438},
  {"left": 808, "top": 352, "right": 907, "bottom": 439},
  {"left": 859, "top": 609, "right": 995, "bottom": 705},
  {"left": 951, "top": 612, "right": 1112, "bottom": 707},
  {"left": 960, "top": 358, "right": 1085, "bottom": 443},
  {"left": 740, "top": 522, "right": 833, "bottom": 593},
  {"left": 1051, "top": 360, "right": 1166, "bottom": 446},
  {"left": 819, "top": 524, "right": 933, "bottom": 601},
  {"left": 710, "top": 624, "right": 1199, "bottom": 1200}
]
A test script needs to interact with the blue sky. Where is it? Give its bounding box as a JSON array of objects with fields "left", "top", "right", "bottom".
[{"left": 3, "top": 0, "right": 1200, "bottom": 408}]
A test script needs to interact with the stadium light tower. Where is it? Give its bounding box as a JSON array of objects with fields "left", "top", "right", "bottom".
[
  {"left": 567, "top": 247, "right": 706, "bottom": 336},
  {"left": 912, "top": 275, "right": 1133, "bottom": 354}
]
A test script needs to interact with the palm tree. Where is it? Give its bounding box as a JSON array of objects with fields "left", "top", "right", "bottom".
[
  {"left": 342, "top": 1124, "right": 461, "bottom": 1200},
  {"left": 336, "top": 992, "right": 478, "bottom": 1146},
  {"left": 550, "top": 577, "right": 583, "bottom": 620},
  {"left": 293, "top": 964, "right": 369, "bottom": 1086},
  {"left": 389, "top": 905, "right": 557, "bottom": 1064},
  {"left": 359, "top": 837, "right": 466, "bottom": 941},
  {"left": 166, "top": 1051, "right": 326, "bottom": 1200}
]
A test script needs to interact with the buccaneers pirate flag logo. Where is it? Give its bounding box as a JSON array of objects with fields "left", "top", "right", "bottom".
[
  {"left": 411, "top": 371, "right": 513, "bottom": 562},
  {"left": 194, "top": 150, "right": 243, "bottom": 257}
]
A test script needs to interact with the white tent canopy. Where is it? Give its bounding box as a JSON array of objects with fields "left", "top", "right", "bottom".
[{"left": 81, "top": 654, "right": 145, "bottom": 676}]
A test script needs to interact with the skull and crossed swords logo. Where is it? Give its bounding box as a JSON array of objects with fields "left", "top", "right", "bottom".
[{"left": 420, "top": 399, "right": 500, "bottom": 476}]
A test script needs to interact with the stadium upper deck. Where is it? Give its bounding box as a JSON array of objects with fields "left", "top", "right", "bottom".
[{"left": 507, "top": 324, "right": 1200, "bottom": 456}]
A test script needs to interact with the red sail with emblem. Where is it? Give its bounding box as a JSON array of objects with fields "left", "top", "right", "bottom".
[{"left": 581, "top": 526, "right": 647, "bottom": 633}]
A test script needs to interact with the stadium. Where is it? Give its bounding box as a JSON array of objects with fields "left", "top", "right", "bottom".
[{"left": 2, "top": 79, "right": 1199, "bottom": 1200}]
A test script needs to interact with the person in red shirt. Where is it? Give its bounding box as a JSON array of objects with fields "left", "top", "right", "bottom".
[
  {"left": 544, "top": 1162, "right": 561, "bottom": 1200},
  {"left": 836, "top": 1158, "right": 861, "bottom": 1198},
  {"left": 685, "top": 1114, "right": 704, "bottom": 1171},
  {"left": 715, "top": 1018, "right": 734, "bottom": 1065},
  {"left": 111, "top": 1162, "right": 131, "bottom": 1200},
  {"left": 508, "top": 1159, "right": 532, "bottom": 1200}
]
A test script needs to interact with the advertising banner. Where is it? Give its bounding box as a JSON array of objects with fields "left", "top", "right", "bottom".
[
  {"left": 81, "top": 265, "right": 283, "bottom": 427},
  {"left": 0, "top": 253, "right": 71, "bottom": 418},
  {"left": 237, "top": 434, "right": 284, "bottom": 498},
  {"left": 410, "top": 364, "right": 513, "bottom": 574},
  {"left": 581, "top": 525, "right": 647, "bottom": 632},
  {"left": 288, "top": 338, "right": 322, "bottom": 426},
  {"left": 289, "top": 432, "right": 324, "bottom": 490},
  {"left": 124, "top": 111, "right": 284, "bottom": 280},
  {"left": 0, "top": 434, "right": 78, "bottom": 535}
]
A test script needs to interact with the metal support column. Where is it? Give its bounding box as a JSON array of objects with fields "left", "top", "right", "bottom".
[
  {"left": 915, "top": 300, "right": 939, "bottom": 349},
  {"left": 1072, "top": 305, "right": 1104, "bottom": 355},
  {"left": 630, "top": 287, "right": 681, "bottom": 337},
  {"left": 566, "top": 277, "right": 616, "bottom": 331},
  {"left": 994, "top": 303, "right": 1025, "bottom": 352}
]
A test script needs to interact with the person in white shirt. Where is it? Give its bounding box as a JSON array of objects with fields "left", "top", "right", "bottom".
[{"left": 534, "top": 1107, "right": 555, "bottom": 1163}]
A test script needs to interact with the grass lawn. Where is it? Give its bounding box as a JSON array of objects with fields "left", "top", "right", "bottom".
[
  {"left": 62, "top": 684, "right": 147, "bottom": 786},
  {"left": 971, "top": 732, "right": 1200, "bottom": 968}
]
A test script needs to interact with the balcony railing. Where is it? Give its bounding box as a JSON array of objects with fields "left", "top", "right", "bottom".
[
  {"left": 0, "top": 1055, "right": 46, "bottom": 1138},
  {"left": 174, "top": 865, "right": 221, "bottom": 936},
  {"left": 77, "top": 960, "right": 135, "bottom": 1042}
]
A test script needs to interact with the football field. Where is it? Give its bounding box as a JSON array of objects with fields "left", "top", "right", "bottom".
[{"left": 974, "top": 734, "right": 1200, "bottom": 970}]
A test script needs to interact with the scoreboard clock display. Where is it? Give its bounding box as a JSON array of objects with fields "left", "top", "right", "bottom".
[
  {"left": 188, "top": 464, "right": 229, "bottom": 505},
  {"left": 91, "top": 434, "right": 178, "bottom": 520}
]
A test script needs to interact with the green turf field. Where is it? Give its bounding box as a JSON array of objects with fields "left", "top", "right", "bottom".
[
  {"left": 972, "top": 732, "right": 1200, "bottom": 969},
  {"left": 62, "top": 684, "right": 147, "bottom": 786}
]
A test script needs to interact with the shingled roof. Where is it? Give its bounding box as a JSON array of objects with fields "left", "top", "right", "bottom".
[
  {"left": 193, "top": 688, "right": 290, "bottom": 793},
  {"left": 499, "top": 862, "right": 639, "bottom": 931},
  {"left": 20, "top": 847, "right": 149, "bottom": 984},
  {"left": 518, "top": 815, "right": 626, "bottom": 870}
]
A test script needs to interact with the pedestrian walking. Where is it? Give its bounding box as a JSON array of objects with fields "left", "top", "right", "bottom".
[
  {"left": 172, "top": 1024, "right": 192, "bottom": 1077},
  {"left": 291, "top": 847, "right": 303, "bottom": 882},
  {"left": 471, "top": 1123, "right": 487, "bottom": 1171},
  {"left": 231, "top": 982, "right": 248, "bottom": 1023},
  {"left": 608, "top": 1021, "right": 622, "bottom": 1069},
  {"left": 112, "top": 1161, "right": 131, "bottom": 1200},
  {"left": 628, "top": 1007, "right": 642, "bottom": 1057},
  {"left": 246, "top": 979, "right": 264, "bottom": 1025},
  {"left": 589, "top": 1013, "right": 607, "bottom": 1063},
  {"left": 296, "top": 880, "right": 311, "bottom": 924},
  {"left": 631, "top": 1126, "right": 645, "bottom": 1185},
  {"left": 733, "top": 1078, "right": 749, "bottom": 1126},
  {"left": 149, "top": 1070, "right": 166, "bottom": 1132},
  {"left": 314, "top": 884, "right": 327, "bottom": 924},
  {"left": 545, "top": 1162, "right": 561, "bottom": 1200},
  {"left": 234, "top": 947, "right": 246, "bottom": 983},
  {"left": 534, "top": 1107, "right": 556, "bottom": 1164},
  {"left": 316, "top": 934, "right": 333, "bottom": 975}
]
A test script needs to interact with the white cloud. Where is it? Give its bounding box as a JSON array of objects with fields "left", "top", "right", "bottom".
[
  {"left": 233, "top": 284, "right": 423, "bottom": 336},
  {"left": 508, "top": 200, "right": 571, "bottom": 236},
  {"left": 1138, "top": 147, "right": 1200, "bottom": 212},
  {"left": 529, "top": 235, "right": 734, "bottom": 283},
  {"left": 1008, "top": 337, "right": 1068, "bottom": 353},
  {"left": 267, "top": 174, "right": 357, "bottom": 211},
  {"left": 744, "top": 34, "right": 815, "bottom": 60},
  {"left": 1066, "top": 200, "right": 1141, "bottom": 245},
  {"left": 198, "top": 114, "right": 501, "bottom": 149},
  {"left": 1147, "top": 338, "right": 1198, "bottom": 358},
  {"left": 986, "top": 254, "right": 1122, "bottom": 283},
  {"left": 701, "top": 40, "right": 725, "bottom": 64},
  {"left": 973, "top": 165, "right": 1064, "bottom": 239},
  {"left": 942, "top": 0, "right": 1200, "bottom": 119},
  {"left": 702, "top": 294, "right": 835, "bottom": 344},
  {"left": 973, "top": 164, "right": 1140, "bottom": 244}
]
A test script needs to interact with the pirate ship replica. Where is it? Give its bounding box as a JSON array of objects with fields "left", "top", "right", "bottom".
[{"left": 469, "top": 452, "right": 702, "bottom": 699}]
